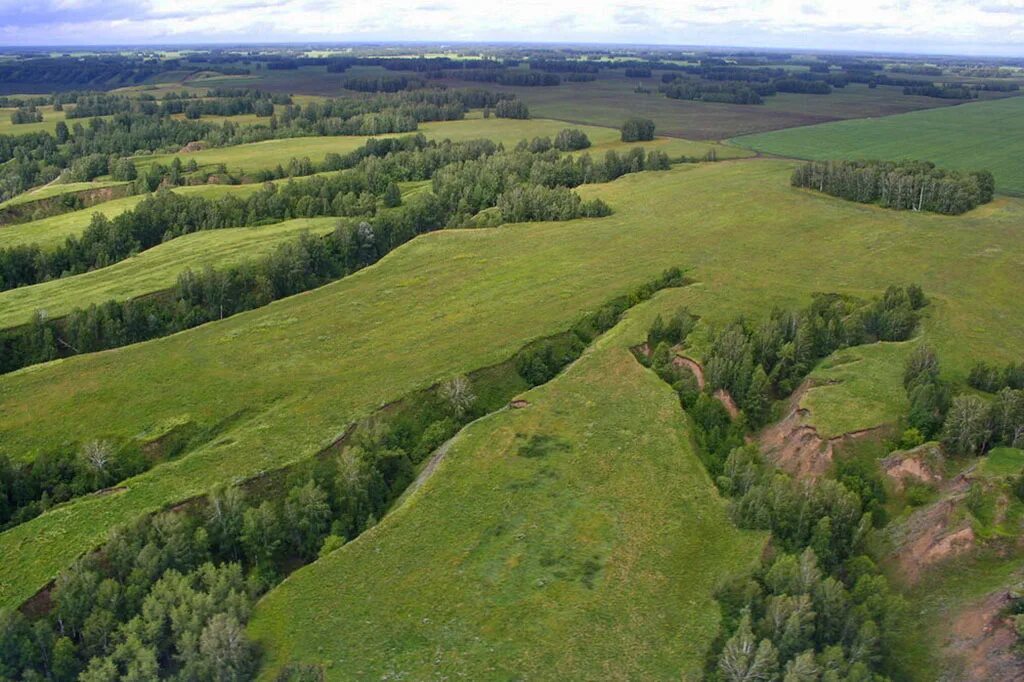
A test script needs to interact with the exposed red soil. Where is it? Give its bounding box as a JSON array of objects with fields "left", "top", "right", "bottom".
[
  {"left": 891, "top": 497, "right": 975, "bottom": 585},
  {"left": 945, "top": 590, "right": 1024, "bottom": 681},
  {"left": 882, "top": 443, "right": 944, "bottom": 491},
  {"left": 510, "top": 399, "right": 529, "bottom": 409},
  {"left": 178, "top": 140, "right": 206, "bottom": 153},
  {"left": 672, "top": 355, "right": 705, "bottom": 389}
]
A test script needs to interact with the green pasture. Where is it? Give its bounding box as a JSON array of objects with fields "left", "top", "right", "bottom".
[{"left": 0, "top": 180, "right": 128, "bottom": 209}]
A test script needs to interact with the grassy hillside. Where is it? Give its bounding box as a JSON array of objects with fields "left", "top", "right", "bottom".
[
  {"left": 2, "top": 159, "right": 1023, "bottom": 608},
  {"left": 0, "top": 217, "right": 339, "bottom": 329},
  {"left": 249, "top": 291, "right": 766, "bottom": 679},
  {"left": 134, "top": 115, "right": 744, "bottom": 175},
  {"left": 0, "top": 180, "right": 128, "bottom": 209},
  {"left": 733, "top": 96, "right": 1024, "bottom": 196}
]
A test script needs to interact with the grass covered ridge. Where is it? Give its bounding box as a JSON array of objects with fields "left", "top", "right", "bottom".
[{"left": 249, "top": 291, "right": 765, "bottom": 679}]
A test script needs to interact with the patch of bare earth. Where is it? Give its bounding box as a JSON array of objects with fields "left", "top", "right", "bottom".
[
  {"left": 178, "top": 141, "right": 205, "bottom": 154},
  {"left": 890, "top": 496, "right": 975, "bottom": 585},
  {"left": 944, "top": 590, "right": 1024, "bottom": 681},
  {"left": 882, "top": 442, "right": 945, "bottom": 491}
]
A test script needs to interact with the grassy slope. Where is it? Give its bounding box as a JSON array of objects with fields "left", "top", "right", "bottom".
[
  {"left": 802, "top": 341, "right": 914, "bottom": 438},
  {"left": 2, "top": 160, "right": 1023, "bottom": 607},
  {"left": 732, "top": 96, "right": 1024, "bottom": 196},
  {"left": 134, "top": 115, "right": 745, "bottom": 174},
  {"left": 0, "top": 217, "right": 339, "bottom": 329},
  {"left": 0, "top": 180, "right": 129, "bottom": 209},
  {"left": 0, "top": 183, "right": 259, "bottom": 250},
  {"left": 249, "top": 291, "right": 765, "bottom": 679}
]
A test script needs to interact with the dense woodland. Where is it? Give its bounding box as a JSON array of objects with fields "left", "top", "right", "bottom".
[{"left": 791, "top": 160, "right": 995, "bottom": 215}]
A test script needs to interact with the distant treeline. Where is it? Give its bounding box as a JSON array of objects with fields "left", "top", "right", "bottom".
[
  {"left": 791, "top": 160, "right": 995, "bottom": 215},
  {"left": 0, "top": 88, "right": 513, "bottom": 202}
]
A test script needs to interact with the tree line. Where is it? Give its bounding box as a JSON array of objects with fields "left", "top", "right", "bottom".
[
  {"left": 791, "top": 160, "right": 995, "bottom": 215},
  {"left": 0, "top": 267, "right": 687, "bottom": 681},
  {"left": 904, "top": 346, "right": 1024, "bottom": 455}
]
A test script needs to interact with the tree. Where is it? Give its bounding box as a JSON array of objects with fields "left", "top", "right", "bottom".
[
  {"left": 942, "top": 395, "right": 992, "bottom": 455},
  {"left": 80, "top": 440, "right": 113, "bottom": 475},
  {"left": 241, "top": 501, "right": 281, "bottom": 567},
  {"left": 55, "top": 120, "right": 69, "bottom": 144},
  {"left": 382, "top": 181, "right": 402, "bottom": 208},
  {"left": 718, "top": 612, "right": 780, "bottom": 682},
  {"left": 110, "top": 158, "right": 137, "bottom": 182},
  {"left": 904, "top": 344, "right": 939, "bottom": 388},
  {"left": 620, "top": 117, "right": 655, "bottom": 142},
  {"left": 196, "top": 614, "right": 257, "bottom": 681},
  {"left": 440, "top": 375, "right": 476, "bottom": 419},
  {"left": 283, "top": 480, "right": 332, "bottom": 559}
]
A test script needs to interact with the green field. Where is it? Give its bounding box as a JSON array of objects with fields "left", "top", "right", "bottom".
[
  {"left": 0, "top": 217, "right": 338, "bottom": 329},
  {"left": 250, "top": 291, "right": 765, "bottom": 678},
  {"left": 0, "top": 183, "right": 259, "bottom": 250},
  {"left": 733, "top": 96, "right": 1024, "bottom": 196},
  {"left": 2, "top": 159, "right": 1023, "bottom": 609},
  {"left": 134, "top": 115, "right": 745, "bottom": 175}
]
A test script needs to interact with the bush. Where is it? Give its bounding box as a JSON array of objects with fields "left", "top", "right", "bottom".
[
  {"left": 553, "top": 128, "right": 590, "bottom": 151},
  {"left": 620, "top": 117, "right": 655, "bottom": 142}
]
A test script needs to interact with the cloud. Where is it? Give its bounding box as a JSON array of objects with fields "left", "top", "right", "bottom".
[{"left": 0, "top": 0, "right": 1022, "bottom": 55}]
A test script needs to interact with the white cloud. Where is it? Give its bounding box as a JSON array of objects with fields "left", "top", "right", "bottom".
[{"left": 0, "top": 0, "right": 1022, "bottom": 54}]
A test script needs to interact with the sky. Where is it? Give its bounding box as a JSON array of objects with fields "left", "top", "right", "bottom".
[{"left": 2, "top": 0, "right": 1024, "bottom": 57}]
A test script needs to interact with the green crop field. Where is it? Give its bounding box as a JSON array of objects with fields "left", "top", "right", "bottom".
[
  {"left": 249, "top": 291, "right": 766, "bottom": 679},
  {"left": 133, "top": 115, "right": 744, "bottom": 175},
  {"left": 2, "top": 159, "right": 1024, "bottom": 609},
  {"left": 0, "top": 183, "right": 259, "bottom": 250},
  {"left": 733, "top": 96, "right": 1024, "bottom": 196},
  {"left": 0, "top": 217, "right": 339, "bottom": 329}
]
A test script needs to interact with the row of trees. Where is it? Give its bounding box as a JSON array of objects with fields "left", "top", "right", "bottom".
[
  {"left": 9, "top": 106, "right": 44, "bottom": 124},
  {"left": 904, "top": 346, "right": 1024, "bottom": 455},
  {"left": 967, "top": 359, "right": 1024, "bottom": 393},
  {"left": 791, "top": 160, "right": 995, "bottom": 215}
]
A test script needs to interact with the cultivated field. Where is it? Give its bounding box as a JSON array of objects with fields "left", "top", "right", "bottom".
[
  {"left": 733, "top": 96, "right": 1024, "bottom": 196},
  {"left": 0, "top": 217, "right": 339, "bottom": 329},
  {"left": 2, "top": 159, "right": 1023, "bottom": 609},
  {"left": 250, "top": 291, "right": 766, "bottom": 678},
  {"left": 453, "top": 77, "right": 971, "bottom": 140}
]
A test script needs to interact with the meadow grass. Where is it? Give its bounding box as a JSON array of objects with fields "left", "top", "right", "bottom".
[
  {"left": 979, "top": 447, "right": 1024, "bottom": 479},
  {"left": 802, "top": 341, "right": 914, "bottom": 438},
  {"left": 1, "top": 159, "right": 1023, "bottom": 608},
  {"left": 0, "top": 217, "right": 339, "bottom": 329},
  {"left": 249, "top": 291, "right": 766, "bottom": 679},
  {"left": 733, "top": 96, "right": 1024, "bottom": 196}
]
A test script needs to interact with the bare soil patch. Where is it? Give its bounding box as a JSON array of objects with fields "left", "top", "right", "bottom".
[{"left": 945, "top": 590, "right": 1024, "bottom": 681}]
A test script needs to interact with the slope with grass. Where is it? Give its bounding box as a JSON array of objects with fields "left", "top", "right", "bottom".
[
  {"left": 733, "top": 96, "right": 1024, "bottom": 196},
  {"left": 249, "top": 291, "right": 766, "bottom": 679},
  {"left": 0, "top": 217, "right": 340, "bottom": 329},
  {"left": 2, "top": 159, "right": 1024, "bottom": 609},
  {"left": 0, "top": 180, "right": 129, "bottom": 210}
]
